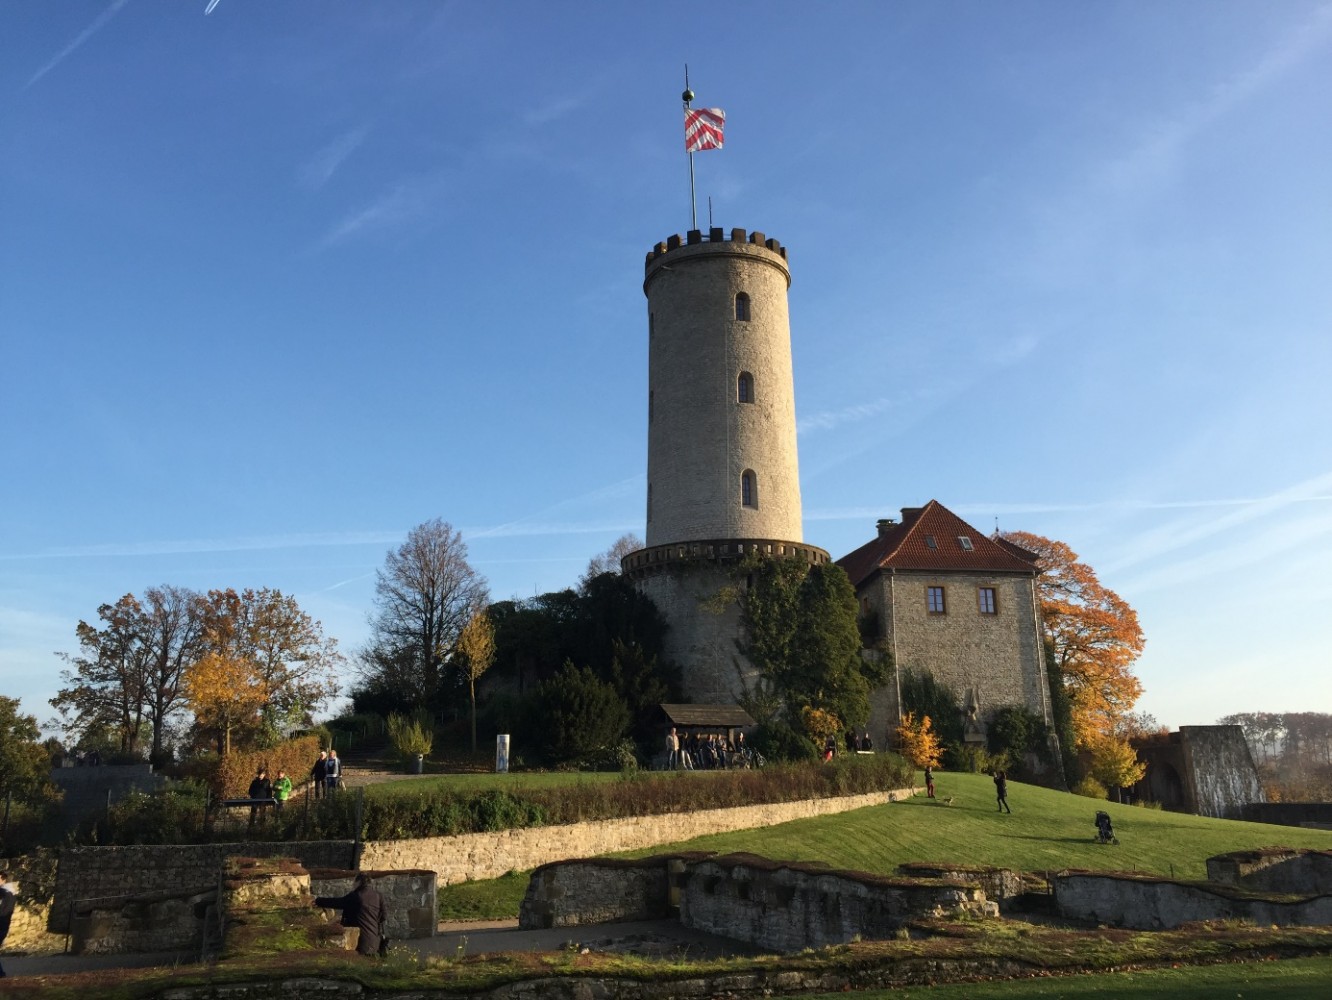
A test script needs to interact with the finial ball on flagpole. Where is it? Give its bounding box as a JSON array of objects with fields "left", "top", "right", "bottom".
[{"left": 682, "top": 88, "right": 694, "bottom": 103}]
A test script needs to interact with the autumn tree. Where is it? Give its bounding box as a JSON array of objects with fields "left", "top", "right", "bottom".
[
  {"left": 359, "top": 519, "right": 489, "bottom": 714},
  {"left": 199, "top": 587, "right": 342, "bottom": 726},
  {"left": 52, "top": 594, "right": 152, "bottom": 756},
  {"left": 999, "top": 531, "right": 1145, "bottom": 749},
  {"left": 457, "top": 611, "right": 496, "bottom": 752},
  {"left": 895, "top": 711, "right": 943, "bottom": 769},
  {"left": 1085, "top": 732, "right": 1147, "bottom": 802},
  {"left": 182, "top": 651, "right": 265, "bottom": 755}
]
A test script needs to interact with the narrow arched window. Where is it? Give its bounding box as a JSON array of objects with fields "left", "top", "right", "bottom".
[
  {"left": 741, "top": 469, "right": 758, "bottom": 508},
  {"left": 737, "top": 372, "right": 754, "bottom": 403},
  {"left": 735, "top": 293, "right": 751, "bottom": 321}
]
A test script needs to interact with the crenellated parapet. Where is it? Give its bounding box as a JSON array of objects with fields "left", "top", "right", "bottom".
[
  {"left": 644, "top": 229, "right": 791, "bottom": 289},
  {"left": 621, "top": 538, "right": 829, "bottom": 580}
]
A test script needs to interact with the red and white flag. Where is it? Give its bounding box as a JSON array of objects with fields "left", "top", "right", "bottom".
[{"left": 685, "top": 107, "right": 725, "bottom": 152}]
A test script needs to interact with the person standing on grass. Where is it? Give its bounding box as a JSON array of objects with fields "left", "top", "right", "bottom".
[
  {"left": 273, "top": 769, "right": 292, "bottom": 812},
  {"left": 665, "top": 727, "right": 679, "bottom": 770},
  {"left": 326, "top": 748, "right": 342, "bottom": 792},
  {"left": 924, "top": 764, "right": 935, "bottom": 798},
  {"left": 994, "top": 769, "right": 1012, "bottom": 813},
  {"left": 312, "top": 750, "right": 329, "bottom": 799}
]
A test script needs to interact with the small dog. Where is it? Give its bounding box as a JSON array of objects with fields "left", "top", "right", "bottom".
[{"left": 938, "top": 796, "right": 955, "bottom": 806}]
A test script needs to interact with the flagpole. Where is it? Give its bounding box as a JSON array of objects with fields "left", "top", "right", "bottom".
[{"left": 683, "top": 65, "right": 697, "bottom": 231}]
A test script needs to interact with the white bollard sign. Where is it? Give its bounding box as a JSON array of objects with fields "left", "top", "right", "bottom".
[{"left": 496, "top": 733, "right": 510, "bottom": 773}]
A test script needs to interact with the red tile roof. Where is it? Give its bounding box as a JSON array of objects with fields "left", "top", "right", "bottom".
[{"left": 835, "top": 500, "right": 1039, "bottom": 588}]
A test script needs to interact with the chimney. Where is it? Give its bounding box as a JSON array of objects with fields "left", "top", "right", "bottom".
[
  {"left": 901, "top": 507, "right": 924, "bottom": 521},
  {"left": 876, "top": 518, "right": 897, "bottom": 537}
]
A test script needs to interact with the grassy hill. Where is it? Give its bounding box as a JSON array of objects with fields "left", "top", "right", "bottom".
[
  {"left": 620, "top": 770, "right": 1332, "bottom": 880},
  {"left": 439, "top": 770, "right": 1332, "bottom": 918}
]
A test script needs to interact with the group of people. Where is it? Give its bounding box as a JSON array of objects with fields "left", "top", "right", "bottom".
[
  {"left": 664, "top": 727, "right": 753, "bottom": 770},
  {"left": 242, "top": 749, "right": 342, "bottom": 822},
  {"left": 311, "top": 749, "right": 342, "bottom": 797}
]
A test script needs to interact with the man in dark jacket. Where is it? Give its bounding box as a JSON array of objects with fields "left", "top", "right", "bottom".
[
  {"left": 314, "top": 874, "right": 388, "bottom": 956},
  {"left": 312, "top": 750, "right": 329, "bottom": 800}
]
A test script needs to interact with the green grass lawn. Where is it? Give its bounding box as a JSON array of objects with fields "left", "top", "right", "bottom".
[
  {"left": 438, "top": 770, "right": 1332, "bottom": 919},
  {"left": 804, "top": 955, "right": 1332, "bottom": 999},
  {"left": 622, "top": 770, "right": 1332, "bottom": 879}
]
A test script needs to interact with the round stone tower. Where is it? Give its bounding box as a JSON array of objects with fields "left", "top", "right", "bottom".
[{"left": 623, "top": 228, "right": 829, "bottom": 704}]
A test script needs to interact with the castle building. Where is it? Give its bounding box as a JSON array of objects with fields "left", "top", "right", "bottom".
[
  {"left": 621, "top": 228, "right": 829, "bottom": 704},
  {"left": 621, "top": 230, "right": 1051, "bottom": 747},
  {"left": 836, "top": 500, "right": 1056, "bottom": 742}
]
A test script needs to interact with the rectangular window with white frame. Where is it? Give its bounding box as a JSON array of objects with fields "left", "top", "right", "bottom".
[
  {"left": 978, "top": 587, "right": 997, "bottom": 615},
  {"left": 927, "top": 586, "right": 946, "bottom": 614}
]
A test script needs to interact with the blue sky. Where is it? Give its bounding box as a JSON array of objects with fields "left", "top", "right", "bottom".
[{"left": 3, "top": 1, "right": 1330, "bottom": 732}]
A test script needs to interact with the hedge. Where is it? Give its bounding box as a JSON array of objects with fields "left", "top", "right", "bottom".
[{"left": 199, "top": 735, "right": 324, "bottom": 799}]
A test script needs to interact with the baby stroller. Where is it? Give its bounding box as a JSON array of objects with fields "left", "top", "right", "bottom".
[{"left": 1094, "top": 810, "right": 1119, "bottom": 845}]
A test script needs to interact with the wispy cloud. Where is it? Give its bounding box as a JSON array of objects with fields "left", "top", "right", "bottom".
[
  {"left": 468, "top": 477, "right": 643, "bottom": 541},
  {"left": 315, "top": 177, "right": 441, "bottom": 249},
  {"left": 0, "top": 531, "right": 403, "bottom": 561},
  {"left": 299, "top": 126, "right": 371, "bottom": 190},
  {"left": 804, "top": 488, "right": 1332, "bottom": 525},
  {"left": 25, "top": 0, "right": 130, "bottom": 91},
  {"left": 798, "top": 383, "right": 955, "bottom": 435},
  {"left": 523, "top": 95, "right": 583, "bottom": 127}
]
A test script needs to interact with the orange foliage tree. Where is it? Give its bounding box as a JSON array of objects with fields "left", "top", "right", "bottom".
[
  {"left": 895, "top": 711, "right": 943, "bottom": 769},
  {"left": 182, "top": 651, "right": 265, "bottom": 756},
  {"left": 999, "top": 531, "right": 1145, "bottom": 748}
]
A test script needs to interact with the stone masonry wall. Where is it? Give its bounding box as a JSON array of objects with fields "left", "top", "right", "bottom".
[
  {"left": 1053, "top": 871, "right": 1332, "bottom": 929},
  {"left": 358, "top": 789, "right": 907, "bottom": 887},
  {"left": 70, "top": 885, "right": 215, "bottom": 955},
  {"left": 309, "top": 869, "right": 437, "bottom": 940},
  {"left": 870, "top": 569, "right": 1050, "bottom": 739},
  {"left": 50, "top": 840, "right": 354, "bottom": 933},
  {"left": 680, "top": 854, "right": 995, "bottom": 953},
  {"left": 519, "top": 858, "right": 672, "bottom": 929},
  {"left": 1179, "top": 725, "right": 1266, "bottom": 819},
  {"left": 1207, "top": 848, "right": 1332, "bottom": 895}
]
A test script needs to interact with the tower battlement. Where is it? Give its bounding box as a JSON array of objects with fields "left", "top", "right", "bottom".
[{"left": 646, "top": 228, "right": 788, "bottom": 268}]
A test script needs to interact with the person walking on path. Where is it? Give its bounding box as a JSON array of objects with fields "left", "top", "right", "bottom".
[
  {"left": 313, "top": 873, "right": 388, "bottom": 957},
  {"left": 326, "top": 749, "right": 342, "bottom": 793},
  {"left": 312, "top": 750, "right": 329, "bottom": 799},
  {"left": 0, "top": 870, "right": 16, "bottom": 978},
  {"left": 273, "top": 769, "right": 292, "bottom": 812},
  {"left": 994, "top": 770, "right": 1012, "bottom": 813},
  {"left": 924, "top": 764, "right": 935, "bottom": 799}
]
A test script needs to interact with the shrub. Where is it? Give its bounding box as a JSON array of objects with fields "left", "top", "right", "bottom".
[
  {"left": 947, "top": 743, "right": 1009, "bottom": 774},
  {"left": 387, "top": 713, "right": 434, "bottom": 761},
  {"left": 188, "top": 734, "right": 323, "bottom": 799},
  {"left": 751, "top": 721, "right": 819, "bottom": 763},
  {"left": 1072, "top": 775, "right": 1109, "bottom": 799},
  {"left": 98, "top": 781, "right": 211, "bottom": 845},
  {"left": 532, "top": 663, "right": 629, "bottom": 764}
]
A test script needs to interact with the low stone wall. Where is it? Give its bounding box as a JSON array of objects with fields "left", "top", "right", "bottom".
[
  {"left": 50, "top": 840, "right": 354, "bottom": 933},
  {"left": 1240, "top": 802, "right": 1332, "bottom": 830},
  {"left": 681, "top": 854, "right": 995, "bottom": 953},
  {"left": 1207, "top": 848, "right": 1332, "bottom": 894},
  {"left": 359, "top": 789, "right": 907, "bottom": 886},
  {"left": 0, "top": 899, "right": 64, "bottom": 954},
  {"left": 896, "top": 862, "right": 1028, "bottom": 907},
  {"left": 1053, "top": 870, "right": 1332, "bottom": 929},
  {"left": 309, "top": 869, "right": 437, "bottom": 939},
  {"left": 70, "top": 884, "right": 215, "bottom": 955},
  {"left": 519, "top": 857, "right": 678, "bottom": 929},
  {"left": 519, "top": 852, "right": 996, "bottom": 953}
]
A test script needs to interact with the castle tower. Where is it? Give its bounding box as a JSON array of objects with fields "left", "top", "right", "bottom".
[{"left": 623, "top": 228, "right": 829, "bottom": 704}]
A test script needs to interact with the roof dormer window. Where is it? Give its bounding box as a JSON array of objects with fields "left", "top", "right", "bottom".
[
  {"left": 925, "top": 535, "right": 937, "bottom": 549},
  {"left": 958, "top": 536, "right": 974, "bottom": 551}
]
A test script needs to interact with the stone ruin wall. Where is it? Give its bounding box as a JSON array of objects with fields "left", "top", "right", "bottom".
[
  {"left": 49, "top": 840, "right": 355, "bottom": 933},
  {"left": 1206, "top": 848, "right": 1332, "bottom": 895},
  {"left": 65, "top": 863, "right": 436, "bottom": 955},
  {"left": 1053, "top": 870, "right": 1332, "bottom": 930},
  {"left": 519, "top": 852, "right": 997, "bottom": 954}
]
